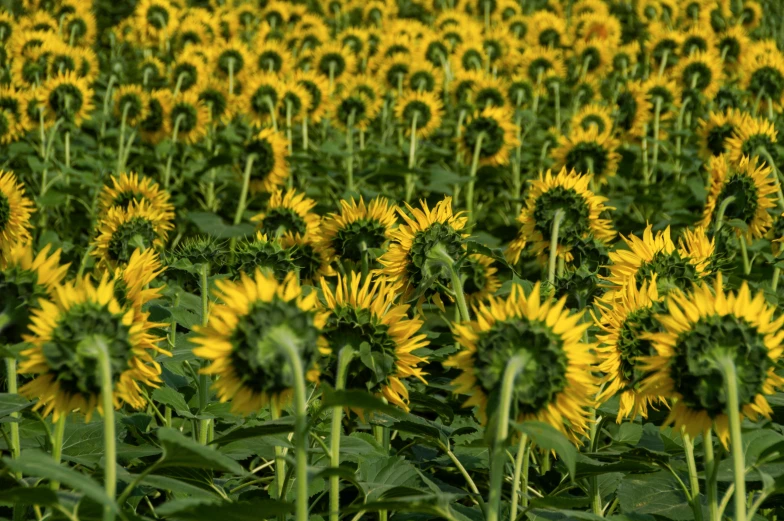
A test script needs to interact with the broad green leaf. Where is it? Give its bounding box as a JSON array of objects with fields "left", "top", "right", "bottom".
[
  {"left": 320, "top": 386, "right": 403, "bottom": 417},
  {"left": 515, "top": 421, "right": 578, "bottom": 480},
  {"left": 152, "top": 387, "right": 196, "bottom": 418},
  {"left": 357, "top": 456, "right": 421, "bottom": 502},
  {"left": 210, "top": 417, "right": 295, "bottom": 446},
  {"left": 156, "top": 499, "right": 293, "bottom": 520},
  {"left": 156, "top": 427, "right": 247, "bottom": 475},
  {"left": 339, "top": 433, "right": 386, "bottom": 461},
  {"left": 0, "top": 394, "right": 32, "bottom": 418},
  {"left": 0, "top": 487, "right": 59, "bottom": 506},
  {"left": 617, "top": 471, "right": 694, "bottom": 519}
]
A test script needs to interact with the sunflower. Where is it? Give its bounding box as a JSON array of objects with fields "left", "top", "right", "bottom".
[
  {"left": 640, "top": 75, "right": 679, "bottom": 123},
  {"left": 139, "top": 56, "right": 167, "bottom": 89},
  {"left": 213, "top": 39, "right": 251, "bottom": 83},
  {"left": 740, "top": 0, "right": 763, "bottom": 31},
  {"left": 519, "top": 46, "right": 567, "bottom": 86},
  {"left": 97, "top": 172, "right": 174, "bottom": 220},
  {"left": 445, "top": 283, "right": 597, "bottom": 442},
  {"left": 505, "top": 75, "right": 536, "bottom": 108},
  {"left": 378, "top": 197, "right": 467, "bottom": 308},
  {"left": 139, "top": 89, "right": 170, "bottom": 145},
  {"left": 1, "top": 241, "right": 70, "bottom": 345},
  {"left": 395, "top": 90, "right": 444, "bottom": 139},
  {"left": 698, "top": 108, "right": 745, "bottom": 159},
  {"left": 19, "top": 273, "right": 166, "bottom": 421},
  {"left": 674, "top": 50, "right": 724, "bottom": 103},
  {"left": 195, "top": 78, "right": 232, "bottom": 124},
  {"left": 229, "top": 232, "right": 297, "bottom": 282},
  {"left": 320, "top": 272, "right": 428, "bottom": 411},
  {"left": 726, "top": 114, "right": 777, "bottom": 167},
  {"left": 507, "top": 167, "right": 615, "bottom": 264},
  {"left": 112, "top": 247, "right": 163, "bottom": 320},
  {"left": 0, "top": 86, "right": 27, "bottom": 135},
  {"left": 134, "top": 0, "right": 179, "bottom": 44},
  {"left": 463, "top": 254, "right": 500, "bottom": 305},
  {"left": 612, "top": 42, "right": 641, "bottom": 77},
  {"left": 406, "top": 61, "right": 440, "bottom": 94},
  {"left": 681, "top": 25, "right": 715, "bottom": 56},
  {"left": 251, "top": 189, "right": 320, "bottom": 239},
  {"left": 41, "top": 71, "right": 94, "bottom": 127},
  {"left": 639, "top": 274, "right": 784, "bottom": 445},
  {"left": 329, "top": 88, "right": 375, "bottom": 132},
  {"left": 525, "top": 10, "right": 568, "bottom": 48},
  {"left": 170, "top": 48, "right": 205, "bottom": 94},
  {"left": 743, "top": 50, "right": 784, "bottom": 108},
  {"left": 254, "top": 36, "right": 290, "bottom": 75},
  {"left": 91, "top": 200, "right": 173, "bottom": 269},
  {"left": 192, "top": 270, "right": 327, "bottom": 414},
  {"left": 320, "top": 196, "right": 398, "bottom": 265},
  {"left": 571, "top": 103, "right": 613, "bottom": 139},
  {"left": 341, "top": 75, "right": 384, "bottom": 121},
  {"left": 0, "top": 109, "right": 21, "bottom": 145},
  {"left": 716, "top": 25, "right": 750, "bottom": 71},
  {"left": 244, "top": 128, "right": 290, "bottom": 195},
  {"left": 0, "top": 171, "right": 35, "bottom": 250},
  {"left": 113, "top": 85, "right": 150, "bottom": 127},
  {"left": 572, "top": 39, "right": 614, "bottom": 78},
  {"left": 312, "top": 42, "right": 357, "bottom": 85},
  {"left": 242, "top": 73, "right": 283, "bottom": 129},
  {"left": 293, "top": 69, "right": 330, "bottom": 123},
  {"left": 605, "top": 224, "right": 716, "bottom": 297},
  {"left": 551, "top": 126, "right": 620, "bottom": 182},
  {"left": 281, "top": 231, "right": 334, "bottom": 285},
  {"left": 470, "top": 73, "right": 509, "bottom": 110},
  {"left": 276, "top": 80, "right": 312, "bottom": 126},
  {"left": 166, "top": 91, "right": 210, "bottom": 144},
  {"left": 595, "top": 277, "right": 666, "bottom": 422},
  {"left": 415, "top": 33, "right": 452, "bottom": 69},
  {"left": 637, "top": 0, "right": 679, "bottom": 24},
  {"left": 647, "top": 22, "right": 682, "bottom": 73},
  {"left": 457, "top": 106, "right": 519, "bottom": 167},
  {"left": 700, "top": 155, "right": 777, "bottom": 239},
  {"left": 613, "top": 82, "right": 649, "bottom": 139}
]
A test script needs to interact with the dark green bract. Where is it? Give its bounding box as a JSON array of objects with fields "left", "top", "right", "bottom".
[
  {"left": 532, "top": 186, "right": 591, "bottom": 251},
  {"left": 406, "top": 221, "right": 464, "bottom": 297},
  {"left": 258, "top": 208, "right": 308, "bottom": 238},
  {"left": 635, "top": 251, "right": 702, "bottom": 296},
  {"left": 333, "top": 219, "right": 387, "bottom": 263},
  {"left": 107, "top": 217, "right": 157, "bottom": 264}
]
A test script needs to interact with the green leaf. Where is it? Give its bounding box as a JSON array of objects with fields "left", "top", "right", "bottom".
[
  {"left": 527, "top": 510, "right": 605, "bottom": 521},
  {"left": 515, "top": 421, "right": 578, "bottom": 480},
  {"left": 152, "top": 387, "right": 196, "bottom": 418},
  {"left": 617, "top": 471, "right": 694, "bottom": 519},
  {"left": 0, "top": 394, "right": 32, "bottom": 418},
  {"left": 339, "top": 433, "right": 387, "bottom": 461},
  {"left": 320, "top": 386, "right": 403, "bottom": 417},
  {"left": 0, "top": 487, "right": 59, "bottom": 506},
  {"left": 210, "top": 417, "right": 295, "bottom": 446},
  {"left": 2, "top": 451, "right": 117, "bottom": 510},
  {"left": 156, "top": 499, "right": 293, "bottom": 520},
  {"left": 188, "top": 212, "right": 255, "bottom": 240},
  {"left": 357, "top": 456, "right": 421, "bottom": 502},
  {"left": 156, "top": 427, "right": 247, "bottom": 475}
]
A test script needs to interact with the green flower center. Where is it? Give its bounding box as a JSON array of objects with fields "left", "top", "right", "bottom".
[
  {"left": 473, "top": 319, "right": 568, "bottom": 417},
  {"left": 288, "top": 242, "right": 322, "bottom": 281},
  {"left": 652, "top": 40, "right": 678, "bottom": 67},
  {"left": 229, "top": 300, "right": 320, "bottom": 396},
  {"left": 119, "top": 93, "right": 144, "bottom": 120},
  {"left": 171, "top": 102, "right": 198, "bottom": 133},
  {"left": 232, "top": 240, "right": 294, "bottom": 281},
  {"left": 579, "top": 47, "right": 601, "bottom": 71},
  {"left": 112, "top": 191, "right": 147, "bottom": 210},
  {"left": 142, "top": 98, "right": 164, "bottom": 133},
  {"left": 337, "top": 97, "right": 367, "bottom": 126},
  {"left": 173, "top": 63, "right": 197, "bottom": 91},
  {"left": 281, "top": 92, "right": 304, "bottom": 118},
  {"left": 43, "top": 303, "right": 134, "bottom": 398},
  {"left": 48, "top": 84, "right": 84, "bottom": 121},
  {"left": 108, "top": 217, "right": 157, "bottom": 264},
  {"left": 259, "top": 208, "right": 308, "bottom": 238},
  {"left": 749, "top": 66, "right": 784, "bottom": 102},
  {"left": 251, "top": 86, "right": 279, "bottom": 117},
  {"left": 508, "top": 82, "right": 531, "bottom": 106},
  {"left": 617, "top": 304, "right": 663, "bottom": 389},
  {"left": 463, "top": 116, "right": 506, "bottom": 159},
  {"left": 706, "top": 123, "right": 734, "bottom": 156},
  {"left": 527, "top": 59, "right": 554, "bottom": 81},
  {"left": 258, "top": 50, "right": 284, "bottom": 73},
  {"left": 537, "top": 28, "right": 561, "bottom": 48},
  {"left": 564, "top": 142, "right": 611, "bottom": 176},
  {"left": 714, "top": 86, "right": 741, "bottom": 111},
  {"left": 713, "top": 173, "right": 759, "bottom": 227},
  {"left": 425, "top": 42, "right": 449, "bottom": 66},
  {"left": 385, "top": 63, "right": 409, "bottom": 87},
  {"left": 324, "top": 305, "right": 397, "bottom": 392},
  {"left": 532, "top": 186, "right": 591, "bottom": 249},
  {"left": 333, "top": 219, "right": 388, "bottom": 263},
  {"left": 682, "top": 37, "right": 708, "bottom": 55},
  {"left": 671, "top": 315, "right": 771, "bottom": 416},
  {"left": 51, "top": 55, "right": 76, "bottom": 75},
  {"left": 402, "top": 100, "right": 432, "bottom": 128},
  {"left": 406, "top": 222, "right": 464, "bottom": 295},
  {"left": 719, "top": 36, "right": 741, "bottom": 63},
  {"left": 461, "top": 49, "right": 484, "bottom": 71}
]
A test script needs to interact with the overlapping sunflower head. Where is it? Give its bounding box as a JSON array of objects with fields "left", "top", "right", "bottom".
[
  {"left": 458, "top": 106, "right": 519, "bottom": 167},
  {"left": 320, "top": 272, "right": 428, "bottom": 412},
  {"left": 19, "top": 272, "right": 167, "bottom": 421},
  {"left": 551, "top": 126, "right": 621, "bottom": 183},
  {"left": 0, "top": 170, "right": 35, "bottom": 250},
  {"left": 507, "top": 167, "right": 615, "bottom": 265},
  {"left": 698, "top": 108, "right": 745, "bottom": 159},
  {"left": 726, "top": 114, "right": 778, "bottom": 168},
  {"left": 395, "top": 90, "right": 444, "bottom": 139},
  {"left": 639, "top": 274, "right": 784, "bottom": 446},
  {"left": 245, "top": 128, "right": 290, "bottom": 195},
  {"left": 463, "top": 254, "right": 501, "bottom": 305},
  {"left": 98, "top": 171, "right": 174, "bottom": 220},
  {"left": 192, "top": 270, "right": 328, "bottom": 414},
  {"left": 92, "top": 200, "right": 173, "bottom": 269},
  {"left": 445, "top": 283, "right": 598, "bottom": 443},
  {"left": 320, "top": 196, "right": 397, "bottom": 266},
  {"left": 251, "top": 189, "right": 320, "bottom": 240}
]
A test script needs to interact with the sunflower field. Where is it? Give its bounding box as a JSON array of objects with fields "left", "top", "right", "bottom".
[{"left": 6, "top": 0, "right": 784, "bottom": 520}]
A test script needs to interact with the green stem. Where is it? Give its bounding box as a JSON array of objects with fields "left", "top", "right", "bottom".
[
  {"left": 100, "top": 76, "right": 117, "bottom": 141},
  {"left": 263, "top": 96, "right": 278, "bottom": 131},
  {"left": 286, "top": 99, "right": 293, "bottom": 158},
  {"left": 163, "top": 113, "right": 185, "bottom": 188},
  {"left": 198, "top": 263, "right": 211, "bottom": 444},
  {"left": 346, "top": 109, "right": 356, "bottom": 194},
  {"left": 405, "top": 112, "right": 419, "bottom": 203},
  {"left": 773, "top": 267, "right": 780, "bottom": 291},
  {"left": 714, "top": 195, "right": 736, "bottom": 233},
  {"left": 553, "top": 82, "right": 561, "bottom": 133},
  {"left": 547, "top": 210, "right": 565, "bottom": 285},
  {"left": 5, "top": 358, "right": 20, "bottom": 460},
  {"left": 94, "top": 337, "right": 117, "bottom": 521},
  {"left": 302, "top": 116, "right": 309, "bottom": 152},
  {"left": 50, "top": 414, "right": 67, "bottom": 490},
  {"left": 509, "top": 434, "right": 529, "bottom": 520},
  {"left": 486, "top": 354, "right": 527, "bottom": 521},
  {"left": 64, "top": 131, "right": 70, "bottom": 169},
  {"left": 233, "top": 154, "right": 257, "bottom": 226},
  {"left": 717, "top": 357, "right": 746, "bottom": 521},
  {"left": 427, "top": 243, "right": 471, "bottom": 322},
  {"left": 466, "top": 132, "right": 485, "bottom": 226},
  {"left": 651, "top": 97, "right": 662, "bottom": 180},
  {"left": 754, "top": 147, "right": 784, "bottom": 210},
  {"left": 740, "top": 235, "right": 751, "bottom": 275},
  {"left": 228, "top": 58, "right": 235, "bottom": 97},
  {"left": 683, "top": 430, "right": 703, "bottom": 521},
  {"left": 330, "top": 347, "right": 355, "bottom": 521},
  {"left": 360, "top": 241, "right": 369, "bottom": 284},
  {"left": 117, "top": 102, "right": 131, "bottom": 174},
  {"left": 271, "top": 404, "right": 286, "bottom": 501}
]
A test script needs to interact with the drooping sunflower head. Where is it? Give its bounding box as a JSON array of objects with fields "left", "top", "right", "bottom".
[
  {"left": 251, "top": 189, "right": 320, "bottom": 240},
  {"left": 614, "top": 81, "right": 649, "bottom": 139},
  {"left": 245, "top": 128, "right": 290, "bottom": 195},
  {"left": 313, "top": 42, "right": 357, "bottom": 84},
  {"left": 640, "top": 75, "right": 679, "bottom": 122},
  {"left": 328, "top": 85, "right": 376, "bottom": 132},
  {"left": 743, "top": 48, "right": 784, "bottom": 106},
  {"left": 320, "top": 196, "right": 397, "bottom": 265},
  {"left": 551, "top": 126, "right": 621, "bottom": 183},
  {"left": 165, "top": 90, "right": 210, "bottom": 144},
  {"left": 280, "top": 231, "right": 335, "bottom": 285},
  {"left": 242, "top": 73, "right": 283, "bottom": 129},
  {"left": 42, "top": 71, "right": 94, "bottom": 127},
  {"left": 394, "top": 90, "right": 444, "bottom": 139},
  {"left": 700, "top": 154, "right": 777, "bottom": 239},
  {"left": 446, "top": 283, "right": 597, "bottom": 442},
  {"left": 698, "top": 108, "right": 745, "bottom": 159},
  {"left": 378, "top": 197, "right": 468, "bottom": 307},
  {"left": 293, "top": 69, "right": 330, "bottom": 123},
  {"left": 91, "top": 200, "right": 173, "bottom": 269},
  {"left": 0, "top": 170, "right": 35, "bottom": 250},
  {"left": 19, "top": 273, "right": 166, "bottom": 421},
  {"left": 98, "top": 172, "right": 174, "bottom": 220},
  {"left": 113, "top": 84, "right": 150, "bottom": 127},
  {"left": 571, "top": 103, "right": 613, "bottom": 139},
  {"left": 639, "top": 274, "right": 784, "bottom": 446},
  {"left": 192, "top": 270, "right": 327, "bottom": 414},
  {"left": 675, "top": 50, "right": 724, "bottom": 105},
  {"left": 458, "top": 106, "right": 519, "bottom": 166},
  {"left": 595, "top": 277, "right": 667, "bottom": 422},
  {"left": 463, "top": 254, "right": 501, "bottom": 305},
  {"left": 605, "top": 225, "right": 716, "bottom": 297},
  {"left": 739, "top": 0, "right": 763, "bottom": 31},
  {"left": 507, "top": 167, "right": 615, "bottom": 264},
  {"left": 275, "top": 80, "right": 312, "bottom": 125},
  {"left": 139, "top": 89, "right": 171, "bottom": 145},
  {"left": 195, "top": 78, "right": 232, "bottom": 124},
  {"left": 726, "top": 114, "right": 778, "bottom": 167},
  {"left": 716, "top": 25, "right": 750, "bottom": 72},
  {"left": 525, "top": 10, "right": 568, "bottom": 48},
  {"left": 519, "top": 45, "right": 567, "bottom": 85},
  {"left": 320, "top": 272, "right": 428, "bottom": 412}
]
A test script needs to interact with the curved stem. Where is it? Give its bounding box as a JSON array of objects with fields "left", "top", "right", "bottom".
[
  {"left": 704, "top": 429, "right": 719, "bottom": 521},
  {"left": 683, "top": 430, "right": 703, "bottom": 521},
  {"left": 302, "top": 116, "right": 309, "bottom": 152},
  {"left": 651, "top": 97, "right": 663, "bottom": 180},
  {"left": 227, "top": 57, "right": 235, "bottom": 97},
  {"left": 466, "top": 132, "right": 485, "bottom": 226},
  {"left": 486, "top": 354, "right": 527, "bottom": 521},
  {"left": 427, "top": 243, "right": 470, "bottom": 322},
  {"left": 271, "top": 404, "right": 286, "bottom": 501},
  {"left": 740, "top": 235, "right": 751, "bottom": 275},
  {"left": 198, "top": 263, "right": 211, "bottom": 445},
  {"left": 552, "top": 82, "right": 561, "bottom": 133},
  {"left": 263, "top": 96, "right": 278, "bottom": 131},
  {"left": 233, "top": 154, "right": 257, "bottom": 227},
  {"left": 714, "top": 195, "right": 736, "bottom": 233},
  {"left": 547, "top": 209, "right": 565, "bottom": 285},
  {"left": 163, "top": 113, "right": 186, "bottom": 188},
  {"left": 5, "top": 358, "right": 20, "bottom": 460},
  {"left": 64, "top": 131, "right": 70, "bottom": 169},
  {"left": 330, "top": 346, "right": 355, "bottom": 521},
  {"left": 100, "top": 76, "right": 117, "bottom": 140},
  {"left": 773, "top": 267, "right": 781, "bottom": 292},
  {"left": 717, "top": 357, "right": 746, "bottom": 521},
  {"left": 346, "top": 109, "right": 356, "bottom": 193},
  {"left": 405, "top": 112, "right": 419, "bottom": 203},
  {"left": 360, "top": 241, "right": 369, "bottom": 284},
  {"left": 50, "top": 414, "right": 67, "bottom": 490},
  {"left": 509, "top": 434, "right": 529, "bottom": 520},
  {"left": 94, "top": 337, "right": 116, "bottom": 521},
  {"left": 117, "top": 102, "right": 131, "bottom": 174}
]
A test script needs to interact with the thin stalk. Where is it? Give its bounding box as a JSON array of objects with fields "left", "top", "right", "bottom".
[
  {"left": 553, "top": 82, "right": 561, "bottom": 133},
  {"left": 198, "top": 263, "right": 211, "bottom": 445},
  {"left": 427, "top": 243, "right": 471, "bottom": 322},
  {"left": 773, "top": 267, "right": 780, "bottom": 291},
  {"left": 642, "top": 122, "right": 650, "bottom": 185},
  {"left": 509, "top": 434, "right": 529, "bottom": 521},
  {"left": 233, "top": 154, "right": 257, "bottom": 226},
  {"left": 117, "top": 102, "right": 131, "bottom": 174},
  {"left": 754, "top": 147, "right": 784, "bottom": 210},
  {"left": 346, "top": 109, "right": 356, "bottom": 193},
  {"left": 547, "top": 210, "right": 565, "bottom": 285},
  {"left": 714, "top": 195, "right": 736, "bottom": 233},
  {"left": 683, "top": 430, "right": 703, "bottom": 521},
  {"left": 360, "top": 241, "right": 369, "bottom": 283},
  {"left": 5, "top": 359, "right": 20, "bottom": 460},
  {"left": 466, "top": 132, "right": 485, "bottom": 226},
  {"left": 263, "top": 96, "right": 278, "bottom": 131},
  {"left": 651, "top": 97, "right": 663, "bottom": 179},
  {"left": 228, "top": 57, "right": 235, "bottom": 96},
  {"left": 173, "top": 71, "right": 188, "bottom": 97},
  {"left": 271, "top": 404, "right": 286, "bottom": 501},
  {"left": 658, "top": 49, "right": 670, "bottom": 77},
  {"left": 487, "top": 354, "right": 527, "bottom": 521},
  {"left": 163, "top": 113, "right": 185, "bottom": 188},
  {"left": 717, "top": 357, "right": 747, "bottom": 521},
  {"left": 64, "top": 131, "right": 70, "bottom": 168},
  {"left": 286, "top": 99, "right": 293, "bottom": 155},
  {"left": 453, "top": 108, "right": 466, "bottom": 205},
  {"left": 94, "top": 337, "right": 117, "bottom": 521},
  {"left": 405, "top": 111, "right": 419, "bottom": 202},
  {"left": 100, "top": 75, "right": 117, "bottom": 141},
  {"left": 50, "top": 414, "right": 67, "bottom": 490},
  {"left": 302, "top": 116, "right": 309, "bottom": 152},
  {"left": 740, "top": 235, "right": 751, "bottom": 275},
  {"left": 440, "top": 442, "right": 481, "bottom": 497},
  {"left": 330, "top": 347, "right": 355, "bottom": 521}
]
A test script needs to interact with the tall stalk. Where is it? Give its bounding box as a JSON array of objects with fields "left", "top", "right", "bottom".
[
  {"left": 330, "top": 347, "right": 355, "bottom": 521},
  {"left": 547, "top": 210, "right": 565, "bottom": 285},
  {"left": 466, "top": 132, "right": 485, "bottom": 226},
  {"left": 718, "top": 357, "right": 746, "bottom": 521},
  {"left": 198, "top": 263, "right": 211, "bottom": 444}
]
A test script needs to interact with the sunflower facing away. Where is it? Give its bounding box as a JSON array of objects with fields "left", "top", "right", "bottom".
[
  {"left": 319, "top": 196, "right": 398, "bottom": 264},
  {"left": 507, "top": 168, "right": 615, "bottom": 264},
  {"left": 458, "top": 106, "right": 519, "bottom": 166},
  {"left": 445, "top": 283, "right": 598, "bottom": 443},
  {"left": 697, "top": 108, "right": 745, "bottom": 159},
  {"left": 725, "top": 114, "right": 778, "bottom": 168},
  {"left": 463, "top": 254, "right": 501, "bottom": 305},
  {"left": 700, "top": 155, "right": 777, "bottom": 239},
  {"left": 0, "top": 170, "right": 35, "bottom": 249},
  {"left": 551, "top": 126, "right": 621, "bottom": 183},
  {"left": 192, "top": 270, "right": 328, "bottom": 414},
  {"left": 246, "top": 128, "right": 290, "bottom": 194},
  {"left": 639, "top": 274, "right": 784, "bottom": 446},
  {"left": 251, "top": 189, "right": 320, "bottom": 239},
  {"left": 320, "top": 272, "right": 429, "bottom": 411},
  {"left": 92, "top": 200, "right": 173, "bottom": 268},
  {"left": 112, "top": 247, "right": 164, "bottom": 322},
  {"left": 594, "top": 277, "right": 666, "bottom": 422},
  {"left": 97, "top": 171, "right": 174, "bottom": 220},
  {"left": 604, "top": 224, "right": 715, "bottom": 296},
  {"left": 19, "top": 273, "right": 167, "bottom": 421}
]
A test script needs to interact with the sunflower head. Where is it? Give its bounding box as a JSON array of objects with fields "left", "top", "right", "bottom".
[
  {"left": 320, "top": 196, "right": 397, "bottom": 265},
  {"left": 139, "top": 89, "right": 170, "bottom": 145},
  {"left": 98, "top": 172, "right": 174, "bottom": 220},
  {"left": 92, "top": 200, "right": 173, "bottom": 269},
  {"left": 744, "top": 50, "right": 784, "bottom": 106},
  {"left": 19, "top": 273, "right": 166, "bottom": 421},
  {"left": 42, "top": 71, "right": 94, "bottom": 127},
  {"left": 245, "top": 128, "right": 290, "bottom": 195},
  {"left": 445, "top": 283, "right": 597, "bottom": 442},
  {"left": 320, "top": 272, "right": 428, "bottom": 412},
  {"left": 458, "top": 106, "right": 519, "bottom": 166},
  {"left": 0, "top": 171, "right": 35, "bottom": 250},
  {"left": 395, "top": 90, "right": 444, "bottom": 139},
  {"left": 640, "top": 274, "right": 784, "bottom": 445},
  {"left": 552, "top": 236, "right": 610, "bottom": 309},
  {"left": 192, "top": 270, "right": 327, "bottom": 414},
  {"left": 551, "top": 126, "right": 621, "bottom": 182},
  {"left": 281, "top": 231, "right": 335, "bottom": 285},
  {"left": 463, "top": 254, "right": 501, "bottom": 305},
  {"left": 698, "top": 109, "right": 744, "bottom": 159},
  {"left": 163, "top": 235, "right": 228, "bottom": 292},
  {"left": 726, "top": 113, "right": 778, "bottom": 167},
  {"left": 230, "top": 232, "right": 298, "bottom": 282},
  {"left": 251, "top": 189, "right": 320, "bottom": 239},
  {"left": 166, "top": 91, "right": 210, "bottom": 144}
]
